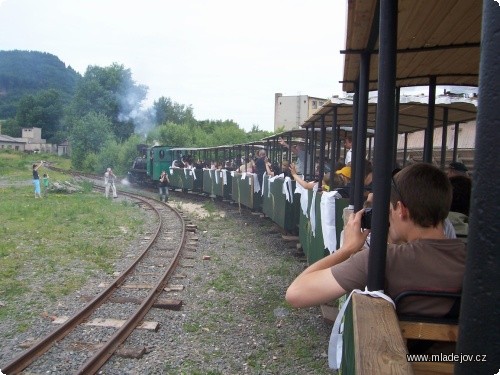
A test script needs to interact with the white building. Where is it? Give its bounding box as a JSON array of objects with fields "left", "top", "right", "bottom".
[
  {"left": 20, "top": 127, "right": 56, "bottom": 153},
  {"left": 274, "top": 93, "right": 327, "bottom": 132},
  {"left": 0, "top": 134, "right": 25, "bottom": 151}
]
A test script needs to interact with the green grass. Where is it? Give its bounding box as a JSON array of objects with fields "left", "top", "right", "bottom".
[{"left": 0, "top": 150, "right": 148, "bottom": 331}]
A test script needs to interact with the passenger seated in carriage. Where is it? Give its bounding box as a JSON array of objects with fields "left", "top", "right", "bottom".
[
  {"left": 290, "top": 163, "right": 344, "bottom": 192},
  {"left": 286, "top": 163, "right": 465, "bottom": 320},
  {"left": 236, "top": 157, "right": 255, "bottom": 173}
]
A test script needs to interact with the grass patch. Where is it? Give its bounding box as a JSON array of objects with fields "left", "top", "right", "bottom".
[
  {"left": 201, "top": 200, "right": 217, "bottom": 214},
  {"left": 206, "top": 269, "right": 240, "bottom": 293},
  {"left": 0, "top": 150, "right": 149, "bottom": 331}
]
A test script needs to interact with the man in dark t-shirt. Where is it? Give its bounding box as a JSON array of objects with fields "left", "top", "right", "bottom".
[
  {"left": 254, "top": 149, "right": 267, "bottom": 192},
  {"left": 286, "top": 163, "right": 466, "bottom": 318}
]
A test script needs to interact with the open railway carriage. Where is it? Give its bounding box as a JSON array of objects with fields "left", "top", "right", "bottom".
[
  {"left": 331, "top": 0, "right": 498, "bottom": 374},
  {"left": 167, "top": 147, "right": 204, "bottom": 192},
  {"left": 262, "top": 127, "right": 356, "bottom": 260},
  {"left": 228, "top": 141, "right": 266, "bottom": 210}
]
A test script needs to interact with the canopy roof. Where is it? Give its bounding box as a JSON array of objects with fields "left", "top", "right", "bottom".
[
  {"left": 301, "top": 95, "right": 477, "bottom": 133},
  {"left": 341, "top": 0, "right": 482, "bottom": 93}
]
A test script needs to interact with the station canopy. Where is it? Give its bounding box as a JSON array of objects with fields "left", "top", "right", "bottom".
[
  {"left": 301, "top": 95, "right": 477, "bottom": 134},
  {"left": 341, "top": 0, "right": 482, "bottom": 93}
]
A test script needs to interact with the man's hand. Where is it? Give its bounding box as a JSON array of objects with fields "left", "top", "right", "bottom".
[{"left": 342, "top": 209, "right": 371, "bottom": 255}]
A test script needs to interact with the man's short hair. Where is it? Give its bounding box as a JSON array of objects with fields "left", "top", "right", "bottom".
[
  {"left": 449, "top": 161, "right": 468, "bottom": 173},
  {"left": 391, "top": 163, "right": 452, "bottom": 227}
]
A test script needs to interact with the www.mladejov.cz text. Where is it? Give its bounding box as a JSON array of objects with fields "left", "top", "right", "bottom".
[{"left": 406, "top": 353, "right": 487, "bottom": 364}]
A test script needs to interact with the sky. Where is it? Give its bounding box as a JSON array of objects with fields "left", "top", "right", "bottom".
[{"left": 0, "top": 0, "right": 348, "bottom": 132}]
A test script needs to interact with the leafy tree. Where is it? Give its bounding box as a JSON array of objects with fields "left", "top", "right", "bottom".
[
  {"left": 246, "top": 124, "right": 273, "bottom": 143},
  {"left": 153, "top": 97, "right": 195, "bottom": 126},
  {"left": 157, "top": 122, "right": 193, "bottom": 147},
  {"left": 82, "top": 152, "right": 99, "bottom": 173},
  {"left": 0, "top": 118, "right": 21, "bottom": 137},
  {"left": 95, "top": 135, "right": 145, "bottom": 175},
  {"left": 67, "top": 63, "right": 147, "bottom": 140},
  {"left": 208, "top": 124, "right": 247, "bottom": 146},
  {"left": 95, "top": 139, "right": 122, "bottom": 174},
  {"left": 116, "top": 134, "right": 146, "bottom": 175},
  {"left": 16, "top": 89, "right": 63, "bottom": 142},
  {"left": 70, "top": 112, "right": 114, "bottom": 170}
]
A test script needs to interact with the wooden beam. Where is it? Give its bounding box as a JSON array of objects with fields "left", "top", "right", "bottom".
[
  {"left": 412, "top": 361, "right": 454, "bottom": 375},
  {"left": 399, "top": 321, "right": 459, "bottom": 342},
  {"left": 345, "top": 293, "right": 414, "bottom": 374}
]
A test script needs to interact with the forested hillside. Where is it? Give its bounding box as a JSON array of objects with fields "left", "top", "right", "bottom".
[
  {"left": 0, "top": 50, "right": 81, "bottom": 118},
  {"left": 0, "top": 50, "right": 273, "bottom": 175}
]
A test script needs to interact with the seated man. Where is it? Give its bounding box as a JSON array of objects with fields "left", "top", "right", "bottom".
[
  {"left": 447, "top": 175, "right": 472, "bottom": 239},
  {"left": 286, "top": 163, "right": 466, "bottom": 318},
  {"left": 447, "top": 161, "right": 470, "bottom": 178}
]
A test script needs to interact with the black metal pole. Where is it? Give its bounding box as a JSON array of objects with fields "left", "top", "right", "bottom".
[
  {"left": 330, "top": 107, "right": 338, "bottom": 187},
  {"left": 455, "top": 1, "right": 500, "bottom": 372},
  {"left": 304, "top": 126, "right": 309, "bottom": 179},
  {"left": 348, "top": 84, "right": 359, "bottom": 206},
  {"left": 353, "top": 52, "right": 370, "bottom": 211},
  {"left": 403, "top": 132, "right": 408, "bottom": 167},
  {"left": 423, "top": 76, "right": 436, "bottom": 163},
  {"left": 440, "top": 107, "right": 449, "bottom": 170},
  {"left": 367, "top": 0, "right": 397, "bottom": 292},
  {"left": 393, "top": 87, "right": 400, "bottom": 169},
  {"left": 453, "top": 122, "right": 460, "bottom": 162},
  {"left": 310, "top": 126, "right": 317, "bottom": 181},
  {"left": 318, "top": 116, "right": 326, "bottom": 191}
]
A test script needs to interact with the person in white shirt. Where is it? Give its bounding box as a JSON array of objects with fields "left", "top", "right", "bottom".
[
  {"left": 344, "top": 135, "right": 352, "bottom": 166},
  {"left": 104, "top": 168, "right": 118, "bottom": 198}
]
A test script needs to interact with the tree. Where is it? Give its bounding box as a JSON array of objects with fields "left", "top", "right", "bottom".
[
  {"left": 146, "top": 122, "right": 193, "bottom": 147},
  {"left": 16, "top": 89, "right": 63, "bottom": 141},
  {"left": 70, "top": 112, "right": 114, "bottom": 169},
  {"left": 67, "top": 63, "right": 147, "bottom": 140},
  {"left": 246, "top": 124, "right": 274, "bottom": 142},
  {"left": 153, "top": 96, "right": 195, "bottom": 126},
  {"left": 208, "top": 124, "right": 247, "bottom": 146},
  {"left": 0, "top": 118, "right": 21, "bottom": 137}
]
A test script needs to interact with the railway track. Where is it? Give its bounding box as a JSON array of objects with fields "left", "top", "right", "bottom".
[{"left": 1, "top": 188, "right": 196, "bottom": 374}]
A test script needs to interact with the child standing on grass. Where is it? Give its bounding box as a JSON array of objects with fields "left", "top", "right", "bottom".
[{"left": 42, "top": 173, "right": 49, "bottom": 197}]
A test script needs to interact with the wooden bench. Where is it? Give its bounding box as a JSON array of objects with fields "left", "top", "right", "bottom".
[{"left": 396, "top": 291, "right": 461, "bottom": 375}]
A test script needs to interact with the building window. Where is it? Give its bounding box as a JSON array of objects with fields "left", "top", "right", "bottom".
[
  {"left": 319, "top": 101, "right": 324, "bottom": 106},
  {"left": 312, "top": 100, "right": 317, "bottom": 109}
]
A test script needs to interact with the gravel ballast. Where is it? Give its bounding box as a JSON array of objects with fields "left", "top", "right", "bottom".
[{"left": 0, "top": 193, "right": 336, "bottom": 374}]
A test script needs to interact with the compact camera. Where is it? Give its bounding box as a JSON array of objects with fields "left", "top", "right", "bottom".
[{"left": 361, "top": 208, "right": 372, "bottom": 229}]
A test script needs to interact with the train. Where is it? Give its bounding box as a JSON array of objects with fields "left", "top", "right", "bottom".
[
  {"left": 121, "top": 2, "right": 499, "bottom": 373},
  {"left": 126, "top": 112, "right": 470, "bottom": 265}
]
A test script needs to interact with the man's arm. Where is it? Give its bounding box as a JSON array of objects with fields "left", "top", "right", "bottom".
[
  {"left": 278, "top": 137, "right": 289, "bottom": 149},
  {"left": 278, "top": 137, "right": 301, "bottom": 156},
  {"left": 286, "top": 209, "right": 370, "bottom": 308}
]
